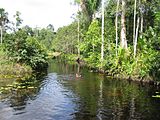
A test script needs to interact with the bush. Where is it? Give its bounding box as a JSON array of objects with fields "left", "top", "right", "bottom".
[{"left": 4, "top": 29, "right": 48, "bottom": 70}]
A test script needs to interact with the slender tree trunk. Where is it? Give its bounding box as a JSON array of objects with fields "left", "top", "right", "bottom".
[
  {"left": 140, "top": 0, "right": 143, "bottom": 39},
  {"left": 140, "top": 14, "right": 143, "bottom": 39},
  {"left": 77, "top": 5, "right": 80, "bottom": 58},
  {"left": 120, "top": 0, "right": 127, "bottom": 49},
  {"left": 133, "top": 0, "right": 137, "bottom": 44},
  {"left": 134, "top": 14, "right": 140, "bottom": 58},
  {"left": 115, "top": 0, "right": 120, "bottom": 56},
  {"left": 101, "top": 0, "right": 104, "bottom": 65},
  {"left": 134, "top": 0, "right": 140, "bottom": 57}
]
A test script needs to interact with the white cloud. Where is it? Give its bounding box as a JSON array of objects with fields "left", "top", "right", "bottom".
[{"left": 0, "top": 0, "right": 78, "bottom": 30}]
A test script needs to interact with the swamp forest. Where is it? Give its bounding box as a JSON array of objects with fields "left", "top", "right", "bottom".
[{"left": 0, "top": 0, "right": 160, "bottom": 120}]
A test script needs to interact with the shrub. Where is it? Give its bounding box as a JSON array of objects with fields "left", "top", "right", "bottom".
[{"left": 4, "top": 29, "right": 48, "bottom": 70}]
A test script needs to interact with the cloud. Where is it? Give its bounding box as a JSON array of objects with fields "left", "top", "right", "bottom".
[
  {"left": 0, "top": 0, "right": 78, "bottom": 30},
  {"left": 24, "top": 0, "right": 53, "bottom": 9}
]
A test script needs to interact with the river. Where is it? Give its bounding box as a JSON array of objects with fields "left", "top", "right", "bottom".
[{"left": 0, "top": 60, "right": 160, "bottom": 120}]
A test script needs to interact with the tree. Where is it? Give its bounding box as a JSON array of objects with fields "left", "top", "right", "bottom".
[
  {"left": 53, "top": 22, "right": 78, "bottom": 54},
  {"left": 80, "top": 19, "right": 101, "bottom": 67},
  {"left": 4, "top": 29, "right": 48, "bottom": 70},
  {"left": 73, "top": 0, "right": 102, "bottom": 58},
  {"left": 134, "top": 13, "right": 140, "bottom": 58},
  {"left": 73, "top": 1, "right": 81, "bottom": 57},
  {"left": 13, "top": 11, "right": 23, "bottom": 31},
  {"left": 77, "top": 5, "right": 80, "bottom": 57},
  {"left": 23, "top": 25, "right": 34, "bottom": 36},
  {"left": 34, "top": 27, "right": 55, "bottom": 50},
  {"left": 120, "top": 0, "right": 127, "bottom": 49},
  {"left": 139, "top": 0, "right": 145, "bottom": 39},
  {"left": 0, "top": 8, "right": 9, "bottom": 44},
  {"left": 133, "top": 0, "right": 137, "bottom": 45},
  {"left": 134, "top": 0, "right": 140, "bottom": 58},
  {"left": 47, "top": 24, "right": 54, "bottom": 31},
  {"left": 115, "top": 0, "right": 120, "bottom": 56},
  {"left": 74, "top": 0, "right": 101, "bottom": 28},
  {"left": 101, "top": 0, "right": 104, "bottom": 65}
]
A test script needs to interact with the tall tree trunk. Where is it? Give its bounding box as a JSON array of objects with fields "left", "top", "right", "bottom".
[
  {"left": 134, "top": 14, "right": 140, "bottom": 58},
  {"left": 133, "top": 0, "right": 137, "bottom": 44},
  {"left": 101, "top": 0, "right": 104, "bottom": 65},
  {"left": 140, "top": 14, "right": 143, "bottom": 39},
  {"left": 134, "top": 0, "right": 140, "bottom": 57},
  {"left": 120, "top": 0, "right": 127, "bottom": 49},
  {"left": 140, "top": 0, "right": 143, "bottom": 39},
  {"left": 115, "top": 0, "right": 120, "bottom": 56},
  {"left": 77, "top": 5, "right": 80, "bottom": 58}
]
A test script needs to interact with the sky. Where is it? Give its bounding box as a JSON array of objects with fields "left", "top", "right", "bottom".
[{"left": 0, "top": 0, "right": 78, "bottom": 30}]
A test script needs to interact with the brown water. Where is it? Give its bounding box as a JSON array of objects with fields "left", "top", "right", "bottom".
[{"left": 0, "top": 60, "right": 160, "bottom": 120}]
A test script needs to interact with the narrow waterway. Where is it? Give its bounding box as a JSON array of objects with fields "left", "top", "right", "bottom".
[{"left": 0, "top": 60, "right": 160, "bottom": 120}]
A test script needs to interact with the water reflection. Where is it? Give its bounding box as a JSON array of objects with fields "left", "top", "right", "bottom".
[
  {"left": 0, "top": 72, "right": 47, "bottom": 118},
  {"left": 0, "top": 60, "right": 160, "bottom": 120},
  {"left": 97, "top": 78, "right": 103, "bottom": 120},
  {"left": 76, "top": 63, "right": 81, "bottom": 78},
  {"left": 52, "top": 61, "right": 160, "bottom": 120}
]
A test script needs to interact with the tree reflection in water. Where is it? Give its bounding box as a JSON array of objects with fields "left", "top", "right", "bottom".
[{"left": 0, "top": 71, "right": 47, "bottom": 112}]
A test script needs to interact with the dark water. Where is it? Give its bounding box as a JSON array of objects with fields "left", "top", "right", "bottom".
[{"left": 0, "top": 60, "right": 160, "bottom": 120}]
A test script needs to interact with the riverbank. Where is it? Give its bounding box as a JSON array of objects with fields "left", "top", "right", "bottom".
[
  {"left": 97, "top": 67, "right": 160, "bottom": 87},
  {"left": 0, "top": 63, "right": 32, "bottom": 80},
  {"left": 0, "top": 49, "right": 32, "bottom": 80},
  {"left": 57, "top": 53, "right": 160, "bottom": 86}
]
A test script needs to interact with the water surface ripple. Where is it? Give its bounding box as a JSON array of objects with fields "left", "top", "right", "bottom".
[{"left": 0, "top": 61, "right": 160, "bottom": 120}]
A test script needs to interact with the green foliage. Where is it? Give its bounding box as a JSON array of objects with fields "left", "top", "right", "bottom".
[
  {"left": 48, "top": 0, "right": 160, "bottom": 82},
  {"left": 80, "top": 20, "right": 101, "bottom": 67},
  {"left": 4, "top": 29, "right": 48, "bottom": 70},
  {"left": 75, "top": 0, "right": 101, "bottom": 27},
  {"left": 34, "top": 26, "right": 55, "bottom": 50},
  {"left": 80, "top": 20, "right": 101, "bottom": 52},
  {"left": 25, "top": 36, "right": 48, "bottom": 69},
  {"left": 61, "top": 53, "right": 78, "bottom": 62},
  {"left": 0, "top": 45, "right": 32, "bottom": 79},
  {"left": 0, "top": 8, "right": 9, "bottom": 29},
  {"left": 53, "top": 22, "right": 78, "bottom": 54},
  {"left": 0, "top": 44, "right": 10, "bottom": 65},
  {"left": 1, "top": 0, "right": 160, "bottom": 82},
  {"left": 13, "top": 11, "right": 23, "bottom": 30},
  {"left": 154, "top": 11, "right": 160, "bottom": 37}
]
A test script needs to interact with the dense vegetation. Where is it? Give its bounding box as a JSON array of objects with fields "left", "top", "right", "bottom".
[
  {"left": 0, "top": 0, "right": 160, "bottom": 82},
  {"left": 0, "top": 9, "right": 55, "bottom": 77},
  {"left": 53, "top": 0, "right": 160, "bottom": 82}
]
